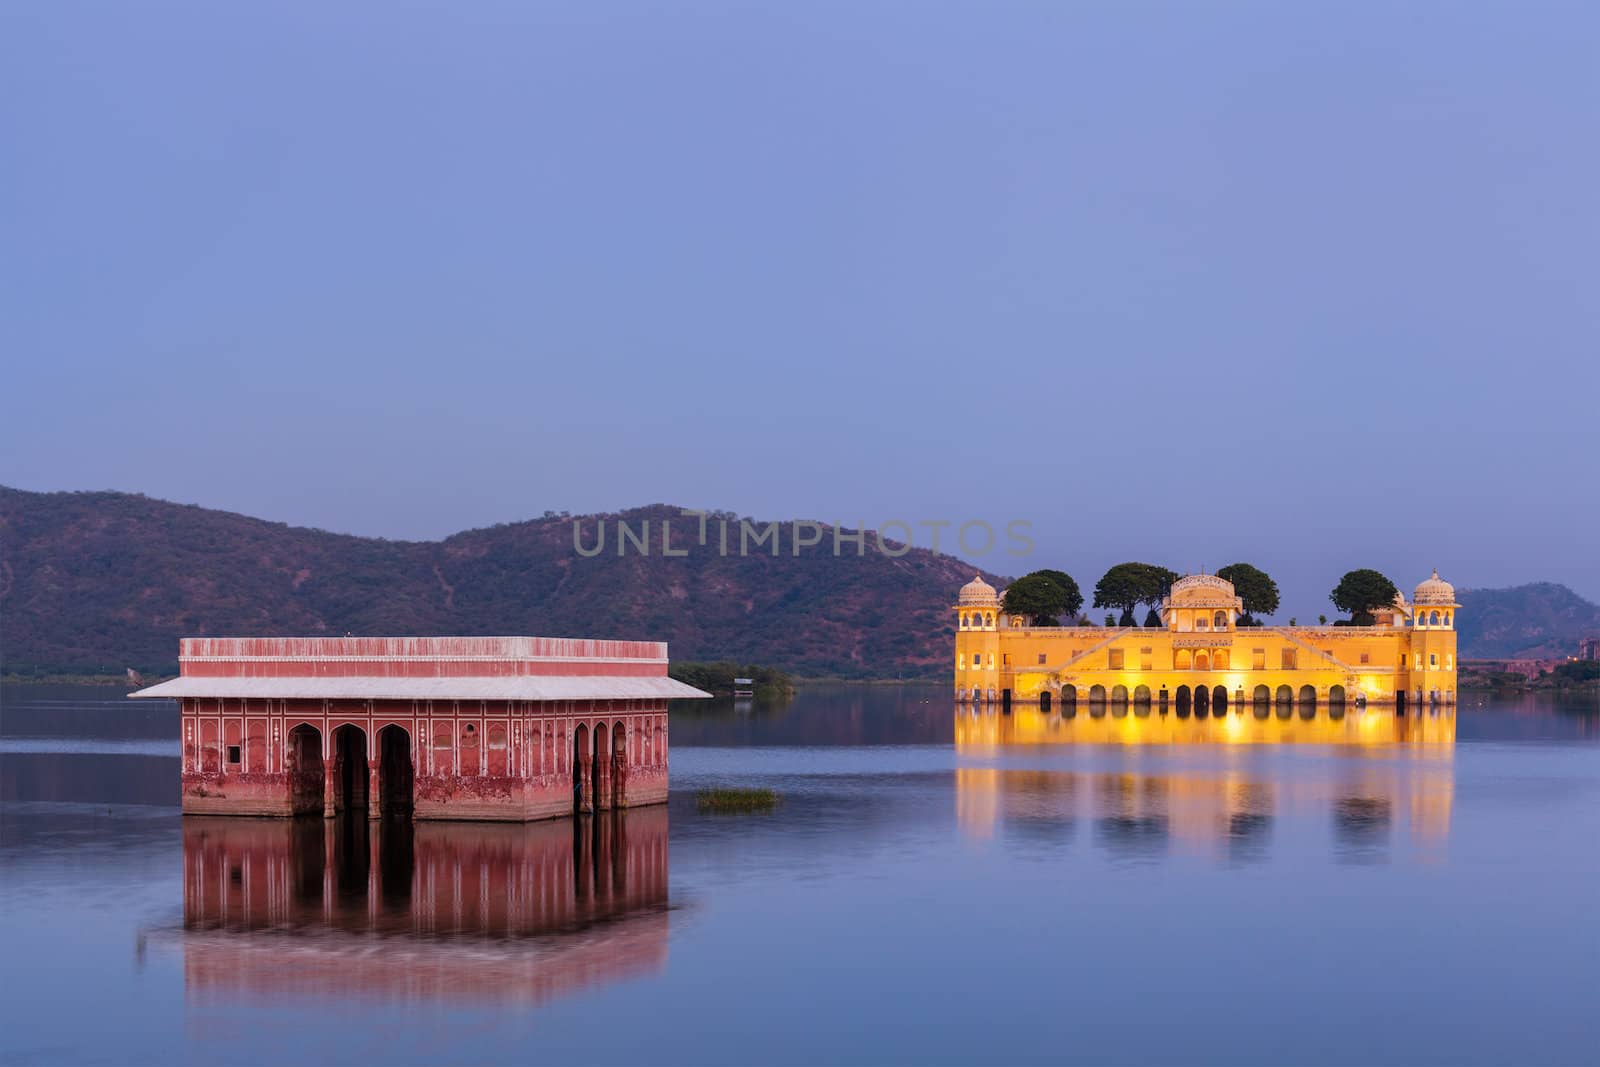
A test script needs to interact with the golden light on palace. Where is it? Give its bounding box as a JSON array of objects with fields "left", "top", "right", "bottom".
[{"left": 953, "top": 571, "right": 1460, "bottom": 714}]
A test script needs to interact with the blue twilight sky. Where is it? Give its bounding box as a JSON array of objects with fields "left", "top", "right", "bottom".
[{"left": 2, "top": 2, "right": 1597, "bottom": 615}]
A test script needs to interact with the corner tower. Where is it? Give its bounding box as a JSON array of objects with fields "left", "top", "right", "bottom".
[
  {"left": 1410, "top": 570, "right": 1459, "bottom": 705},
  {"left": 954, "top": 576, "right": 1001, "bottom": 703}
]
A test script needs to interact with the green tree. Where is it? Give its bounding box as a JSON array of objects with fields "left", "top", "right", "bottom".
[
  {"left": 1093, "top": 562, "right": 1174, "bottom": 623},
  {"left": 1330, "top": 569, "right": 1400, "bottom": 625},
  {"left": 1000, "top": 570, "right": 1083, "bottom": 626},
  {"left": 1215, "top": 562, "right": 1280, "bottom": 622},
  {"left": 1143, "top": 607, "right": 1163, "bottom": 628}
]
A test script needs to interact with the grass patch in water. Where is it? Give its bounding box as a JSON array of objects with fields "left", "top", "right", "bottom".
[{"left": 696, "top": 787, "right": 779, "bottom": 813}]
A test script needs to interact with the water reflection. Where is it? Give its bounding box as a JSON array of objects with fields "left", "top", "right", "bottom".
[
  {"left": 955, "top": 707, "right": 1454, "bottom": 864},
  {"left": 170, "top": 810, "right": 669, "bottom": 1004},
  {"left": 956, "top": 705, "right": 1457, "bottom": 746}
]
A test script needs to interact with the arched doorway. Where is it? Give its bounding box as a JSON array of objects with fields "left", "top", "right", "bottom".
[
  {"left": 1062, "top": 685, "right": 1077, "bottom": 711},
  {"left": 1298, "top": 685, "right": 1317, "bottom": 710},
  {"left": 1213, "top": 685, "right": 1228, "bottom": 714},
  {"left": 1175, "top": 685, "right": 1191, "bottom": 716},
  {"left": 287, "top": 724, "right": 324, "bottom": 815},
  {"left": 593, "top": 721, "right": 610, "bottom": 812},
  {"left": 1133, "top": 685, "right": 1151, "bottom": 706},
  {"left": 1329, "top": 685, "right": 1346, "bottom": 706},
  {"left": 1253, "top": 684, "right": 1270, "bottom": 707},
  {"left": 1089, "top": 684, "right": 1107, "bottom": 704},
  {"left": 332, "top": 724, "right": 368, "bottom": 814},
  {"left": 1195, "top": 685, "right": 1210, "bottom": 716},
  {"left": 1040, "top": 689, "right": 1052, "bottom": 712},
  {"left": 378, "top": 725, "right": 413, "bottom": 817},
  {"left": 573, "top": 723, "right": 590, "bottom": 814}
]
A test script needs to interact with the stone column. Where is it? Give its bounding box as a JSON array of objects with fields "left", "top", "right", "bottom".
[
  {"left": 578, "top": 753, "right": 594, "bottom": 814},
  {"left": 593, "top": 752, "right": 612, "bottom": 812},
  {"left": 368, "top": 759, "right": 381, "bottom": 820},
  {"left": 323, "top": 763, "right": 337, "bottom": 819},
  {"left": 612, "top": 750, "right": 628, "bottom": 809}
]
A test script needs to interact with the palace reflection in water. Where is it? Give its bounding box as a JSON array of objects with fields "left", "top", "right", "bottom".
[
  {"left": 171, "top": 810, "right": 669, "bottom": 1004},
  {"left": 955, "top": 706, "right": 1455, "bottom": 861}
]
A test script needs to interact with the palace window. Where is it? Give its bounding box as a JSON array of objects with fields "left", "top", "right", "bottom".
[
  {"left": 227, "top": 745, "right": 241, "bottom": 765},
  {"left": 1195, "top": 651, "right": 1210, "bottom": 671},
  {"left": 1038, "top": 653, "right": 1047, "bottom": 664},
  {"left": 1002, "top": 654, "right": 1011, "bottom": 666},
  {"left": 1215, "top": 649, "right": 1230, "bottom": 670},
  {"left": 1281, "top": 649, "right": 1297, "bottom": 670},
  {"left": 1430, "top": 653, "right": 1438, "bottom": 667},
  {"left": 1108, "top": 649, "right": 1124, "bottom": 669},
  {"left": 1360, "top": 652, "right": 1370, "bottom": 664},
  {"left": 1196, "top": 616, "right": 1210, "bottom": 630},
  {"left": 973, "top": 654, "right": 981, "bottom": 667},
  {"left": 987, "top": 653, "right": 995, "bottom": 668},
  {"left": 1447, "top": 654, "right": 1453, "bottom": 670},
  {"left": 1214, "top": 611, "right": 1228, "bottom": 630},
  {"left": 1174, "top": 649, "right": 1192, "bottom": 670},
  {"left": 1252, "top": 649, "right": 1266, "bottom": 670},
  {"left": 1140, "top": 648, "right": 1152, "bottom": 671}
]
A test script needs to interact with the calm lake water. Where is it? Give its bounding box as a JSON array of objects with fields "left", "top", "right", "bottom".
[{"left": 2, "top": 684, "right": 1598, "bottom": 1066}]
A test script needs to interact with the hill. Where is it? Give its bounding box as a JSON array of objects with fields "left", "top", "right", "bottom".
[
  {"left": 0, "top": 488, "right": 1004, "bottom": 679},
  {"left": 5, "top": 487, "right": 1595, "bottom": 678},
  {"left": 1455, "top": 583, "right": 1600, "bottom": 659}
]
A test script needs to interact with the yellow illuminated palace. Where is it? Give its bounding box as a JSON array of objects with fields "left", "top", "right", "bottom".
[{"left": 954, "top": 571, "right": 1459, "bottom": 710}]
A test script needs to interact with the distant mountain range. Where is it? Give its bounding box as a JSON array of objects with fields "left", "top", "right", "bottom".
[
  {"left": 0, "top": 488, "right": 1002, "bottom": 679},
  {"left": 1455, "top": 583, "right": 1600, "bottom": 660},
  {"left": 2, "top": 487, "right": 1595, "bottom": 678}
]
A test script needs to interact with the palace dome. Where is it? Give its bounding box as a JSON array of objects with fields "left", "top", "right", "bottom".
[
  {"left": 958, "top": 575, "right": 999, "bottom": 606},
  {"left": 1413, "top": 570, "right": 1457, "bottom": 605},
  {"left": 1167, "top": 573, "right": 1238, "bottom": 604}
]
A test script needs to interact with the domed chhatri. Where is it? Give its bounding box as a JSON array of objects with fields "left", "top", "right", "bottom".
[
  {"left": 958, "top": 575, "right": 999, "bottom": 607},
  {"left": 1413, "top": 570, "right": 1457, "bottom": 606},
  {"left": 953, "top": 571, "right": 1459, "bottom": 714}
]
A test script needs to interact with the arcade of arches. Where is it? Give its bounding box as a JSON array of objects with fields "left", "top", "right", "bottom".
[{"left": 178, "top": 699, "right": 671, "bottom": 822}]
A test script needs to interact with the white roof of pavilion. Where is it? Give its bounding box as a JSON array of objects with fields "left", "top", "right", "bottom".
[{"left": 128, "top": 675, "right": 710, "bottom": 702}]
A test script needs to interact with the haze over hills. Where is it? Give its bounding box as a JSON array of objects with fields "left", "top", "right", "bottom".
[{"left": 2, "top": 486, "right": 1595, "bottom": 678}]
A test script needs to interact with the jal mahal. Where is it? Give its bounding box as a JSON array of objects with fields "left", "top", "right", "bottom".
[{"left": 954, "top": 571, "right": 1460, "bottom": 712}]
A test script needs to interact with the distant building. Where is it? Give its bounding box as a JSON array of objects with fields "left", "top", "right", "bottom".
[
  {"left": 955, "top": 571, "right": 1460, "bottom": 710},
  {"left": 130, "top": 635, "right": 708, "bottom": 821},
  {"left": 1580, "top": 636, "right": 1600, "bottom": 661}
]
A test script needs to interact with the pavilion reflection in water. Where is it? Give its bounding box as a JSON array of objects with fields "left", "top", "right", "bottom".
[
  {"left": 955, "top": 706, "right": 1454, "bottom": 858},
  {"left": 175, "top": 810, "right": 668, "bottom": 1004}
]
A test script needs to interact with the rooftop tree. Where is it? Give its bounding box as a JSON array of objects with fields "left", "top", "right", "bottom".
[
  {"left": 1215, "top": 562, "right": 1280, "bottom": 624},
  {"left": 1094, "top": 563, "right": 1174, "bottom": 628},
  {"left": 1000, "top": 570, "right": 1083, "bottom": 627},
  {"left": 1330, "top": 569, "right": 1399, "bottom": 626}
]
